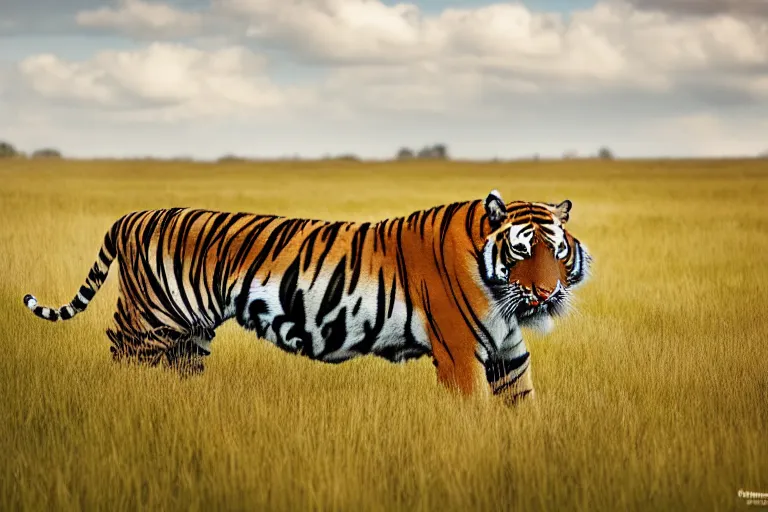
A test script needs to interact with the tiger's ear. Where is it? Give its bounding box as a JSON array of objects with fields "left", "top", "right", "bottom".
[
  {"left": 484, "top": 189, "right": 507, "bottom": 227},
  {"left": 550, "top": 199, "right": 572, "bottom": 223}
]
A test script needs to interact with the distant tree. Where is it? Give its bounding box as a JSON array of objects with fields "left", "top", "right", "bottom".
[
  {"left": 0, "top": 140, "right": 20, "bottom": 158},
  {"left": 335, "top": 153, "right": 360, "bottom": 162},
  {"left": 31, "top": 148, "right": 62, "bottom": 159},
  {"left": 597, "top": 146, "right": 614, "bottom": 160},
  {"left": 432, "top": 144, "right": 448, "bottom": 160},
  {"left": 217, "top": 154, "right": 247, "bottom": 163},
  {"left": 397, "top": 147, "right": 415, "bottom": 160},
  {"left": 416, "top": 144, "right": 450, "bottom": 160}
]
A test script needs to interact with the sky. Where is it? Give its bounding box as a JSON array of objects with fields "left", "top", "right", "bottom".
[{"left": 1, "top": 0, "right": 767, "bottom": 160}]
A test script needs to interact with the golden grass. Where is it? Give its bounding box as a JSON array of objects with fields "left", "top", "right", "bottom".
[{"left": 1, "top": 158, "right": 767, "bottom": 511}]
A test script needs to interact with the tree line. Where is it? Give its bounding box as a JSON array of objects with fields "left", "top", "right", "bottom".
[
  {"left": 0, "top": 138, "right": 622, "bottom": 161},
  {"left": 0, "top": 140, "right": 62, "bottom": 159},
  {"left": 396, "top": 144, "right": 449, "bottom": 160}
]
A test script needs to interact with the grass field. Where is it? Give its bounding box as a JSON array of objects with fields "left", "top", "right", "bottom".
[{"left": 1, "top": 158, "right": 767, "bottom": 511}]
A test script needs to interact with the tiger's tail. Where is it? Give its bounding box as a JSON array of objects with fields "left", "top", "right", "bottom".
[{"left": 23, "top": 223, "right": 118, "bottom": 322}]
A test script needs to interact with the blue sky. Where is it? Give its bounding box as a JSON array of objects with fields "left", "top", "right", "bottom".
[{"left": 1, "top": 0, "right": 767, "bottom": 159}]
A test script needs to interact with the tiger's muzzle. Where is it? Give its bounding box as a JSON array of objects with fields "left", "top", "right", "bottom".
[{"left": 515, "top": 280, "right": 568, "bottom": 324}]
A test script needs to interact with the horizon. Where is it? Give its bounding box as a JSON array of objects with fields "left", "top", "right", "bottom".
[{"left": 4, "top": 150, "right": 767, "bottom": 163}]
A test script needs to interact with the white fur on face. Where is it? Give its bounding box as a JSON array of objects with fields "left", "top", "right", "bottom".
[
  {"left": 507, "top": 224, "right": 534, "bottom": 260},
  {"left": 482, "top": 223, "right": 535, "bottom": 283},
  {"left": 526, "top": 314, "right": 555, "bottom": 335}
]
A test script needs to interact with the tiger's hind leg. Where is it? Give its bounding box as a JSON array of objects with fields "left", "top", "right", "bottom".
[
  {"left": 107, "top": 327, "right": 169, "bottom": 368},
  {"left": 108, "top": 325, "right": 214, "bottom": 377},
  {"left": 107, "top": 296, "right": 173, "bottom": 368},
  {"left": 107, "top": 295, "right": 215, "bottom": 376},
  {"left": 163, "top": 326, "right": 216, "bottom": 378}
]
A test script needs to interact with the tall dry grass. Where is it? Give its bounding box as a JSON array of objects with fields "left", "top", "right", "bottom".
[{"left": 1, "top": 158, "right": 766, "bottom": 511}]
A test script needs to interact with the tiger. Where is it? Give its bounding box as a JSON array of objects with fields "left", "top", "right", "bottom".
[{"left": 22, "top": 190, "right": 591, "bottom": 404}]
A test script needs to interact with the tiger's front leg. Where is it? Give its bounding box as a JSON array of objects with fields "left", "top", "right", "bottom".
[
  {"left": 429, "top": 332, "right": 492, "bottom": 400},
  {"left": 431, "top": 346, "right": 536, "bottom": 405},
  {"left": 485, "top": 353, "right": 536, "bottom": 405}
]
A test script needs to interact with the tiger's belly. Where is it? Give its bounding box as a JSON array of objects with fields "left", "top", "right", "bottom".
[{"left": 236, "top": 271, "right": 432, "bottom": 364}]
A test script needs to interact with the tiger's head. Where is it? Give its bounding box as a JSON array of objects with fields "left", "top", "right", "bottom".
[{"left": 480, "top": 189, "right": 592, "bottom": 332}]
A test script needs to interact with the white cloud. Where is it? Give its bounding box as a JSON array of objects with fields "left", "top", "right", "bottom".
[
  {"left": 77, "top": 0, "right": 203, "bottom": 39},
  {"left": 17, "top": 43, "right": 314, "bottom": 122},
  {"left": 72, "top": 0, "right": 768, "bottom": 99},
  {"left": 428, "top": 3, "right": 639, "bottom": 89},
  {"left": 233, "top": 0, "right": 430, "bottom": 63}
]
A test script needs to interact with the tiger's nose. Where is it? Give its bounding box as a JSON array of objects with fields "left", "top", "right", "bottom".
[{"left": 531, "top": 284, "right": 552, "bottom": 303}]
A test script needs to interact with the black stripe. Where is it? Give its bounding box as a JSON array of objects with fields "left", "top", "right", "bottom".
[
  {"left": 311, "top": 222, "right": 343, "bottom": 287},
  {"left": 36, "top": 307, "right": 58, "bottom": 321},
  {"left": 419, "top": 207, "right": 433, "bottom": 237},
  {"left": 80, "top": 286, "right": 96, "bottom": 301},
  {"left": 457, "top": 285, "right": 495, "bottom": 353},
  {"left": 103, "top": 224, "right": 117, "bottom": 256},
  {"left": 377, "top": 222, "right": 387, "bottom": 255},
  {"left": 316, "top": 256, "right": 346, "bottom": 326},
  {"left": 465, "top": 200, "right": 482, "bottom": 256},
  {"left": 486, "top": 352, "right": 530, "bottom": 384},
  {"left": 98, "top": 250, "right": 111, "bottom": 268},
  {"left": 352, "top": 297, "right": 362, "bottom": 316},
  {"left": 387, "top": 274, "right": 397, "bottom": 318},
  {"left": 406, "top": 211, "right": 419, "bottom": 229},
  {"left": 299, "top": 225, "right": 324, "bottom": 272},
  {"left": 421, "top": 282, "right": 454, "bottom": 364},
  {"left": 348, "top": 223, "right": 369, "bottom": 294},
  {"left": 87, "top": 267, "right": 105, "bottom": 285}
]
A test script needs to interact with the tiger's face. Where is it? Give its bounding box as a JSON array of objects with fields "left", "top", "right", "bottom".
[{"left": 480, "top": 190, "right": 592, "bottom": 332}]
